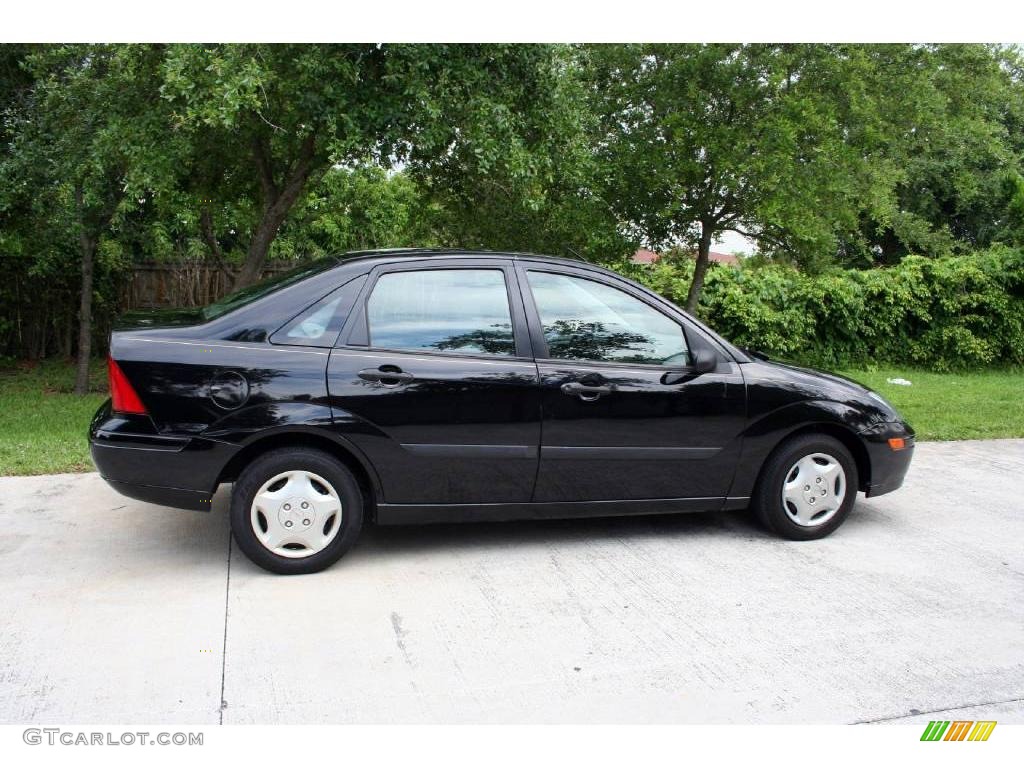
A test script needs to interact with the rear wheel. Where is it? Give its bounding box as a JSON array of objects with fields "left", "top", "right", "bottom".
[
  {"left": 230, "top": 448, "right": 364, "bottom": 574},
  {"left": 752, "top": 434, "right": 857, "bottom": 540}
]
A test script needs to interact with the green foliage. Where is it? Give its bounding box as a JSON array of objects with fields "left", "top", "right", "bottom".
[
  {"left": 2, "top": 43, "right": 1024, "bottom": 370},
  {"left": 589, "top": 43, "right": 1024, "bottom": 308},
  {"left": 587, "top": 45, "right": 896, "bottom": 274},
  {"left": 159, "top": 44, "right": 594, "bottom": 284},
  {"left": 283, "top": 165, "right": 441, "bottom": 256},
  {"left": 0, "top": 44, "right": 178, "bottom": 361},
  {"left": 625, "top": 247, "right": 1024, "bottom": 371},
  {"left": 405, "top": 45, "right": 630, "bottom": 261},
  {"left": 841, "top": 45, "right": 1024, "bottom": 264}
]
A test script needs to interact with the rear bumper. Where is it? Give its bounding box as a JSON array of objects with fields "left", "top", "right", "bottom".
[
  {"left": 860, "top": 420, "right": 915, "bottom": 498},
  {"left": 102, "top": 479, "right": 215, "bottom": 511},
  {"left": 89, "top": 400, "right": 230, "bottom": 512}
]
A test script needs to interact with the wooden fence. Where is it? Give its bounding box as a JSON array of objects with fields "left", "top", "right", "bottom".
[{"left": 122, "top": 261, "right": 295, "bottom": 310}]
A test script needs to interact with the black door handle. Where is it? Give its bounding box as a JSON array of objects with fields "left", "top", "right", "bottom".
[
  {"left": 561, "top": 381, "right": 612, "bottom": 401},
  {"left": 357, "top": 368, "right": 414, "bottom": 386}
]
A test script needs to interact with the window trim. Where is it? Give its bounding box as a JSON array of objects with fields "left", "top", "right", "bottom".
[
  {"left": 338, "top": 259, "right": 534, "bottom": 361},
  {"left": 517, "top": 264, "right": 696, "bottom": 370}
]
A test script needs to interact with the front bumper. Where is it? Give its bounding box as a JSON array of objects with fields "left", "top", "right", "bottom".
[
  {"left": 860, "top": 420, "right": 915, "bottom": 497},
  {"left": 89, "top": 400, "right": 229, "bottom": 511}
]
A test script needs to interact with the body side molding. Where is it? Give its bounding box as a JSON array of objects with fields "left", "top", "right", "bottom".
[{"left": 376, "top": 496, "right": 727, "bottom": 525}]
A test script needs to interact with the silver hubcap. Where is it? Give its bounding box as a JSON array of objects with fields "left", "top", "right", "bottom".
[
  {"left": 781, "top": 452, "right": 846, "bottom": 527},
  {"left": 250, "top": 470, "right": 343, "bottom": 558}
]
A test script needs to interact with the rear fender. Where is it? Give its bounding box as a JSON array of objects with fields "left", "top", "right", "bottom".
[{"left": 202, "top": 401, "right": 385, "bottom": 500}]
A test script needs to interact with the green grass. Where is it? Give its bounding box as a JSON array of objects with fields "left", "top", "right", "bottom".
[
  {"left": 0, "top": 358, "right": 106, "bottom": 476},
  {"left": 838, "top": 366, "right": 1024, "bottom": 442},
  {"left": 0, "top": 359, "right": 1021, "bottom": 476}
]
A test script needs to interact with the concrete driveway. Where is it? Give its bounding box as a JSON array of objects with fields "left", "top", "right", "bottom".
[{"left": 1, "top": 439, "right": 1022, "bottom": 724}]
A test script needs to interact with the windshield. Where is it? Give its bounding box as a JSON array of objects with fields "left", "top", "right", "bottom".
[{"left": 200, "top": 257, "right": 340, "bottom": 321}]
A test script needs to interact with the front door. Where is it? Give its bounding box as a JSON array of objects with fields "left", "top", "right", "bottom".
[
  {"left": 520, "top": 267, "right": 747, "bottom": 503},
  {"left": 326, "top": 261, "right": 540, "bottom": 505}
]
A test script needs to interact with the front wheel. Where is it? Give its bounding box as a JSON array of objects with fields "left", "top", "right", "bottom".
[
  {"left": 230, "top": 447, "right": 364, "bottom": 574},
  {"left": 752, "top": 434, "right": 858, "bottom": 540}
]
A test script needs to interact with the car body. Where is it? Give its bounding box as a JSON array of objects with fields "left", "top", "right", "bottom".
[{"left": 90, "top": 249, "right": 914, "bottom": 573}]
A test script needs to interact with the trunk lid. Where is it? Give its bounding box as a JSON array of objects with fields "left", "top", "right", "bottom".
[{"left": 113, "top": 307, "right": 206, "bottom": 331}]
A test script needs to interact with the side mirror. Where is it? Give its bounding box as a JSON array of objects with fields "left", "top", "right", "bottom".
[
  {"left": 691, "top": 347, "right": 718, "bottom": 374},
  {"left": 661, "top": 347, "right": 719, "bottom": 385}
]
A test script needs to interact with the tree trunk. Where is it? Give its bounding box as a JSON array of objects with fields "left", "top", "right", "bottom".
[
  {"left": 74, "top": 232, "right": 96, "bottom": 395},
  {"left": 685, "top": 223, "right": 714, "bottom": 314},
  {"left": 72, "top": 180, "right": 122, "bottom": 393},
  {"left": 233, "top": 132, "right": 320, "bottom": 289},
  {"left": 235, "top": 216, "right": 281, "bottom": 289}
]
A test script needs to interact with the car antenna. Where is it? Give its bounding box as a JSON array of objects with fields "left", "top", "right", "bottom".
[{"left": 564, "top": 246, "right": 588, "bottom": 263}]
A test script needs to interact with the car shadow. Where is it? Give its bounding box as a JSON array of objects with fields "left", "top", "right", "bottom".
[
  {"left": 351, "top": 507, "right": 768, "bottom": 560},
  {"left": 126, "top": 492, "right": 233, "bottom": 565},
  {"left": 185, "top": 487, "right": 892, "bottom": 571}
]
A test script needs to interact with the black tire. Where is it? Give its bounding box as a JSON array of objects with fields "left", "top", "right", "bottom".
[
  {"left": 752, "top": 433, "right": 858, "bottom": 540},
  {"left": 230, "top": 447, "right": 364, "bottom": 574}
]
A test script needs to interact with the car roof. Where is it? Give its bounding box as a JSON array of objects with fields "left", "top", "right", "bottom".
[
  {"left": 335, "top": 247, "right": 590, "bottom": 267},
  {"left": 337, "top": 249, "right": 585, "bottom": 264}
]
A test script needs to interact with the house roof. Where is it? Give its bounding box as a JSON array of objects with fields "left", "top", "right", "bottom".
[
  {"left": 631, "top": 248, "right": 740, "bottom": 265},
  {"left": 707, "top": 250, "right": 739, "bottom": 265},
  {"left": 631, "top": 248, "right": 660, "bottom": 264}
]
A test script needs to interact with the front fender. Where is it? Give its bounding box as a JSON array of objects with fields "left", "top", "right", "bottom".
[
  {"left": 729, "top": 399, "right": 875, "bottom": 498},
  {"left": 743, "top": 398, "right": 878, "bottom": 440}
]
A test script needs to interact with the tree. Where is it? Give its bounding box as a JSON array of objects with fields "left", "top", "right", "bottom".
[
  {"left": 284, "top": 165, "right": 439, "bottom": 257},
  {"left": 841, "top": 44, "right": 1024, "bottom": 264},
  {"left": 1, "top": 45, "right": 177, "bottom": 392},
  {"left": 407, "top": 45, "right": 629, "bottom": 262},
  {"left": 161, "top": 44, "right": 584, "bottom": 287},
  {"left": 587, "top": 44, "right": 899, "bottom": 311}
]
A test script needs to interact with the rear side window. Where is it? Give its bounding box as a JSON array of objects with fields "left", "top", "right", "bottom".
[
  {"left": 527, "top": 271, "right": 689, "bottom": 365},
  {"left": 271, "top": 275, "right": 366, "bottom": 347},
  {"left": 366, "top": 269, "right": 515, "bottom": 356}
]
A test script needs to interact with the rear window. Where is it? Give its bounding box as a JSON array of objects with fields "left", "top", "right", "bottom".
[{"left": 200, "top": 258, "right": 339, "bottom": 321}]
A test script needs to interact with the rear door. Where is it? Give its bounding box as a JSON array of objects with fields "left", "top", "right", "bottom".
[
  {"left": 518, "top": 264, "right": 747, "bottom": 504},
  {"left": 326, "top": 259, "right": 541, "bottom": 505}
]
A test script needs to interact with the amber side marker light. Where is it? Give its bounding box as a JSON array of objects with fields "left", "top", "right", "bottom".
[
  {"left": 108, "top": 356, "right": 147, "bottom": 415},
  {"left": 888, "top": 437, "right": 907, "bottom": 451}
]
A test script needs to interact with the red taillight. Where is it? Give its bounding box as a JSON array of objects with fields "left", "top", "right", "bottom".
[{"left": 108, "top": 356, "right": 146, "bottom": 414}]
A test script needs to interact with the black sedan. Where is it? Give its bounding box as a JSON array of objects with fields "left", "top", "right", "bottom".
[{"left": 90, "top": 249, "right": 914, "bottom": 574}]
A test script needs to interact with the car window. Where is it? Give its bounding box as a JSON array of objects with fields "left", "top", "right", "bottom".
[
  {"left": 527, "top": 271, "right": 689, "bottom": 365},
  {"left": 200, "top": 257, "right": 339, "bottom": 321},
  {"left": 271, "top": 275, "right": 366, "bottom": 348},
  {"left": 367, "top": 269, "right": 516, "bottom": 356}
]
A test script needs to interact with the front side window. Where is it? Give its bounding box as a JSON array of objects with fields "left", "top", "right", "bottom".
[
  {"left": 528, "top": 271, "right": 689, "bottom": 365},
  {"left": 367, "top": 269, "right": 516, "bottom": 356}
]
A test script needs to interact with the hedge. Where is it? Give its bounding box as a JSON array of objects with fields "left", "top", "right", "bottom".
[{"left": 617, "top": 247, "right": 1024, "bottom": 371}]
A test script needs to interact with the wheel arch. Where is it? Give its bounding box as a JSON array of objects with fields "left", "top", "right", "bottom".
[
  {"left": 216, "top": 429, "right": 381, "bottom": 520},
  {"left": 733, "top": 397, "right": 876, "bottom": 500},
  {"left": 752, "top": 422, "right": 871, "bottom": 497}
]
